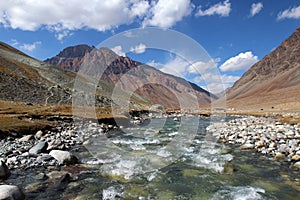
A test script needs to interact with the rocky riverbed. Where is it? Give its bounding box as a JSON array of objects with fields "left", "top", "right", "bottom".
[
  {"left": 206, "top": 116, "right": 300, "bottom": 169},
  {"left": 0, "top": 117, "right": 121, "bottom": 199},
  {"left": 1, "top": 114, "right": 300, "bottom": 199}
]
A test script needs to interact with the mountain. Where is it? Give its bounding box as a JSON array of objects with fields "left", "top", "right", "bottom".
[
  {"left": 45, "top": 45, "right": 215, "bottom": 109},
  {"left": 0, "top": 42, "right": 148, "bottom": 108},
  {"left": 225, "top": 27, "right": 300, "bottom": 111}
]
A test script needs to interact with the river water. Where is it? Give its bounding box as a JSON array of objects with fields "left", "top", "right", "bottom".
[{"left": 8, "top": 115, "right": 300, "bottom": 199}]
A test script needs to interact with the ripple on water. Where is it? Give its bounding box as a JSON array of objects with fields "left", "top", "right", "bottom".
[
  {"left": 102, "top": 185, "right": 124, "bottom": 200},
  {"left": 211, "top": 186, "right": 267, "bottom": 200}
]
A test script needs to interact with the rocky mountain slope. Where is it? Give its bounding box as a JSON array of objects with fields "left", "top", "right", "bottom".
[
  {"left": 0, "top": 42, "right": 147, "bottom": 109},
  {"left": 225, "top": 27, "right": 300, "bottom": 111},
  {"left": 45, "top": 45, "right": 215, "bottom": 109}
]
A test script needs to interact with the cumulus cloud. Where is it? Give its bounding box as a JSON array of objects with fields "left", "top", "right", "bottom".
[
  {"left": 111, "top": 45, "right": 126, "bottom": 57},
  {"left": 160, "top": 57, "right": 189, "bottom": 77},
  {"left": 20, "top": 41, "right": 41, "bottom": 52},
  {"left": 220, "top": 51, "right": 258, "bottom": 72},
  {"left": 194, "top": 74, "right": 239, "bottom": 94},
  {"left": 187, "top": 59, "right": 217, "bottom": 74},
  {"left": 196, "top": 0, "right": 231, "bottom": 17},
  {"left": 250, "top": 2, "right": 263, "bottom": 17},
  {"left": 277, "top": 5, "right": 300, "bottom": 20},
  {"left": 10, "top": 39, "right": 41, "bottom": 52},
  {"left": 0, "top": 0, "right": 193, "bottom": 40},
  {"left": 147, "top": 60, "right": 163, "bottom": 68},
  {"left": 130, "top": 43, "right": 147, "bottom": 54},
  {"left": 143, "top": 0, "right": 193, "bottom": 28}
]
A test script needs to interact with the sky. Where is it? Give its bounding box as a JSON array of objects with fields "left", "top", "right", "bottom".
[{"left": 0, "top": 0, "right": 299, "bottom": 94}]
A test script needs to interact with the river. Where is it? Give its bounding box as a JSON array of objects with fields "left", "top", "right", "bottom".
[{"left": 7, "top": 115, "right": 300, "bottom": 199}]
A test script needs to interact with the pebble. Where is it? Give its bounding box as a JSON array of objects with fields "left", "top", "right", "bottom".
[
  {"left": 34, "top": 130, "right": 44, "bottom": 140},
  {"left": 207, "top": 116, "right": 300, "bottom": 166}
]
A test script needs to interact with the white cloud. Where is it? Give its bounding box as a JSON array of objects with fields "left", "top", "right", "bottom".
[
  {"left": 129, "top": 0, "right": 150, "bottom": 19},
  {"left": 277, "top": 5, "right": 300, "bottom": 20},
  {"left": 147, "top": 60, "right": 163, "bottom": 68},
  {"left": 221, "top": 75, "right": 240, "bottom": 83},
  {"left": 160, "top": 57, "right": 189, "bottom": 77},
  {"left": 0, "top": 0, "right": 193, "bottom": 40},
  {"left": 111, "top": 45, "right": 126, "bottom": 57},
  {"left": 130, "top": 43, "right": 147, "bottom": 54},
  {"left": 143, "top": 0, "right": 193, "bottom": 28},
  {"left": 20, "top": 41, "right": 41, "bottom": 52},
  {"left": 10, "top": 39, "right": 19, "bottom": 46},
  {"left": 10, "top": 40, "right": 41, "bottom": 52},
  {"left": 220, "top": 51, "right": 258, "bottom": 72},
  {"left": 187, "top": 59, "right": 217, "bottom": 74},
  {"left": 194, "top": 73, "right": 239, "bottom": 84},
  {"left": 250, "top": 2, "right": 263, "bottom": 17},
  {"left": 196, "top": 0, "right": 231, "bottom": 17}
]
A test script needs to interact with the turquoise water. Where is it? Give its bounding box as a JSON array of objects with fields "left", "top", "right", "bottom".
[
  {"left": 8, "top": 116, "right": 300, "bottom": 199},
  {"left": 77, "top": 116, "right": 300, "bottom": 199}
]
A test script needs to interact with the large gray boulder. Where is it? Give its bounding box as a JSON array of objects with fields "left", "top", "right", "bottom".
[
  {"left": 29, "top": 142, "right": 48, "bottom": 155},
  {"left": 49, "top": 150, "right": 78, "bottom": 165},
  {"left": 0, "top": 185, "right": 25, "bottom": 200}
]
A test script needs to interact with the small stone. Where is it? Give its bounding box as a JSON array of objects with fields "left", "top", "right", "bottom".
[
  {"left": 275, "top": 152, "right": 286, "bottom": 159},
  {"left": 36, "top": 154, "right": 54, "bottom": 163},
  {"left": 0, "top": 160, "right": 10, "bottom": 179},
  {"left": 49, "top": 150, "right": 78, "bottom": 165},
  {"left": 255, "top": 141, "right": 264, "bottom": 148},
  {"left": 0, "top": 185, "right": 25, "bottom": 200},
  {"left": 285, "top": 131, "right": 294, "bottom": 137},
  {"left": 294, "top": 161, "right": 300, "bottom": 169},
  {"left": 18, "top": 135, "right": 33, "bottom": 142},
  {"left": 29, "top": 142, "right": 48, "bottom": 155},
  {"left": 240, "top": 143, "right": 254, "bottom": 149},
  {"left": 35, "top": 130, "right": 44, "bottom": 139},
  {"left": 292, "top": 155, "right": 300, "bottom": 161},
  {"left": 47, "top": 139, "right": 63, "bottom": 151}
]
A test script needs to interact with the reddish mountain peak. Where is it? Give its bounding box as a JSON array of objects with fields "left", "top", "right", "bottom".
[{"left": 57, "top": 44, "right": 95, "bottom": 58}]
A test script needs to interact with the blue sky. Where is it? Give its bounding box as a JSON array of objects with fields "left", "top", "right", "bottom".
[{"left": 0, "top": 0, "right": 299, "bottom": 93}]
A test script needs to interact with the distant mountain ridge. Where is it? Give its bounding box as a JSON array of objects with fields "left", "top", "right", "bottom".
[
  {"left": 0, "top": 42, "right": 148, "bottom": 109},
  {"left": 45, "top": 45, "right": 215, "bottom": 109},
  {"left": 225, "top": 27, "right": 300, "bottom": 110}
]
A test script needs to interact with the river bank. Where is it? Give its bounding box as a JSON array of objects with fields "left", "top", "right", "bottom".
[{"left": 206, "top": 115, "right": 300, "bottom": 169}]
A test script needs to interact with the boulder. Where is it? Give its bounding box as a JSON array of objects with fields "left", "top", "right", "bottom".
[
  {"left": 0, "top": 185, "right": 25, "bottom": 200},
  {"left": 29, "top": 142, "right": 48, "bottom": 155},
  {"left": 0, "top": 160, "right": 10, "bottom": 179},
  {"left": 49, "top": 150, "right": 78, "bottom": 165}
]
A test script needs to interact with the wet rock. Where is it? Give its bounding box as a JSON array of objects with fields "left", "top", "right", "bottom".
[
  {"left": 0, "top": 185, "right": 25, "bottom": 200},
  {"left": 49, "top": 150, "right": 78, "bottom": 165},
  {"left": 29, "top": 141, "right": 48, "bottom": 155},
  {"left": 25, "top": 182, "right": 43, "bottom": 193},
  {"left": 0, "top": 160, "right": 10, "bottom": 179}
]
